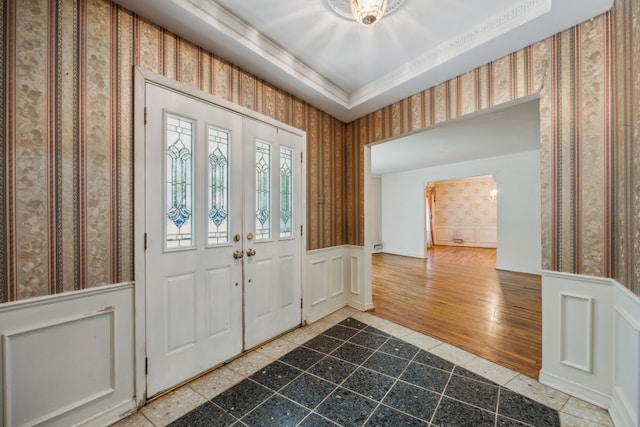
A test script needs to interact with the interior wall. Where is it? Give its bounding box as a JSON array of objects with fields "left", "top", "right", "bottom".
[
  {"left": 369, "top": 176, "right": 382, "bottom": 248},
  {"left": 2, "top": 0, "right": 638, "bottom": 302},
  {"left": 612, "top": 0, "right": 640, "bottom": 294},
  {"left": 346, "top": 10, "right": 633, "bottom": 291},
  {"left": 381, "top": 151, "right": 541, "bottom": 274},
  {"left": 431, "top": 177, "right": 497, "bottom": 248},
  {"left": 0, "top": 0, "right": 347, "bottom": 303}
]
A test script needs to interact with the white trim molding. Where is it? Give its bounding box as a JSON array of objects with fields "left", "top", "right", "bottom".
[
  {"left": 303, "top": 245, "right": 373, "bottom": 324},
  {"left": 541, "top": 271, "right": 640, "bottom": 427}
]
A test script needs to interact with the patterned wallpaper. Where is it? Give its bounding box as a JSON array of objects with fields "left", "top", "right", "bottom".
[
  {"left": 1, "top": 0, "right": 640, "bottom": 301},
  {"left": 0, "top": 0, "right": 346, "bottom": 302},
  {"left": 612, "top": 0, "right": 640, "bottom": 294},
  {"left": 432, "top": 179, "right": 497, "bottom": 228},
  {"left": 344, "top": 8, "right": 638, "bottom": 292}
]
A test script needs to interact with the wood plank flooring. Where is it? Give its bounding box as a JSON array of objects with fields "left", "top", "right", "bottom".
[{"left": 371, "top": 246, "right": 542, "bottom": 379}]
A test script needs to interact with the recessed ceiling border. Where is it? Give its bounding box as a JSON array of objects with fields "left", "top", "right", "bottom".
[{"left": 327, "top": 0, "right": 406, "bottom": 21}]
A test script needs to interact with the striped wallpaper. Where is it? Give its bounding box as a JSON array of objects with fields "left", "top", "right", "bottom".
[
  {"left": 1, "top": 0, "right": 346, "bottom": 302},
  {"left": 345, "top": 11, "right": 630, "bottom": 288},
  {"left": 1, "top": 0, "right": 639, "bottom": 302},
  {"left": 612, "top": 0, "right": 640, "bottom": 295}
]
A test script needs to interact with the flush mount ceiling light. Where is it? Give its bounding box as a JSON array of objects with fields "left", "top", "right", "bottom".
[{"left": 328, "top": 0, "right": 405, "bottom": 25}]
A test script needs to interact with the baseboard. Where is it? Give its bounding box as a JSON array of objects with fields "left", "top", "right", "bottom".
[
  {"left": 347, "top": 300, "right": 375, "bottom": 312},
  {"left": 539, "top": 370, "right": 611, "bottom": 409},
  {"left": 609, "top": 386, "right": 636, "bottom": 427}
]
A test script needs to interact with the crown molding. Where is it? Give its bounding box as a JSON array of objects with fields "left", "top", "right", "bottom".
[
  {"left": 178, "top": 0, "right": 351, "bottom": 107},
  {"left": 349, "top": 0, "right": 551, "bottom": 105}
]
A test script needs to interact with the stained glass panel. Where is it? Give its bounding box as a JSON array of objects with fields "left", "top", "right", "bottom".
[
  {"left": 280, "top": 147, "right": 293, "bottom": 238},
  {"left": 255, "top": 140, "right": 271, "bottom": 240},
  {"left": 166, "top": 114, "right": 193, "bottom": 249},
  {"left": 207, "top": 125, "right": 230, "bottom": 245}
]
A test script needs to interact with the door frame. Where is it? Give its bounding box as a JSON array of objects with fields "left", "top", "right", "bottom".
[{"left": 133, "top": 67, "right": 307, "bottom": 405}]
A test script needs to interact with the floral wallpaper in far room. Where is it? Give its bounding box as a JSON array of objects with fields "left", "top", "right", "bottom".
[{"left": 433, "top": 178, "right": 497, "bottom": 227}]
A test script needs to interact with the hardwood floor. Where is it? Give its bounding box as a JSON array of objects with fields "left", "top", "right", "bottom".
[{"left": 371, "top": 246, "right": 542, "bottom": 379}]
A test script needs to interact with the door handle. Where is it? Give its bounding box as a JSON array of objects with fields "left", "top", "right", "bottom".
[
  {"left": 233, "top": 250, "right": 244, "bottom": 259},
  {"left": 246, "top": 248, "right": 256, "bottom": 257}
]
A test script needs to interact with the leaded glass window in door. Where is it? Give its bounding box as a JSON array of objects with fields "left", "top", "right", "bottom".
[
  {"left": 280, "top": 147, "right": 293, "bottom": 238},
  {"left": 207, "top": 125, "right": 230, "bottom": 245},
  {"left": 165, "top": 114, "right": 193, "bottom": 249},
  {"left": 255, "top": 140, "right": 271, "bottom": 240}
]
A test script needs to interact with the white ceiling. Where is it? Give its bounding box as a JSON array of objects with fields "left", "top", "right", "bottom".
[
  {"left": 370, "top": 97, "right": 540, "bottom": 175},
  {"left": 114, "top": 0, "right": 612, "bottom": 122}
]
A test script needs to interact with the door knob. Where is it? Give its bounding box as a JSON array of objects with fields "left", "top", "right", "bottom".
[
  {"left": 233, "top": 250, "right": 244, "bottom": 259},
  {"left": 246, "top": 248, "right": 256, "bottom": 257}
]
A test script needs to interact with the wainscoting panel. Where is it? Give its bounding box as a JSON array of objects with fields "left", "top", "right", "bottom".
[
  {"left": 350, "top": 255, "right": 361, "bottom": 295},
  {"left": 610, "top": 287, "right": 640, "bottom": 427},
  {"left": 308, "top": 259, "right": 328, "bottom": 307},
  {"left": 540, "top": 271, "right": 613, "bottom": 408},
  {"left": 330, "top": 256, "right": 346, "bottom": 297},
  {"left": 560, "top": 293, "right": 593, "bottom": 372},
  {"left": 346, "top": 246, "right": 373, "bottom": 312},
  {"left": 434, "top": 226, "right": 497, "bottom": 248},
  {"left": 304, "top": 246, "right": 371, "bottom": 324},
  {"left": 541, "top": 271, "right": 640, "bottom": 425},
  {"left": 305, "top": 247, "right": 348, "bottom": 324},
  {"left": 0, "top": 283, "right": 135, "bottom": 427}
]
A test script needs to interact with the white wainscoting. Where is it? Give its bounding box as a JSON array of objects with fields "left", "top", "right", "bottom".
[
  {"left": 434, "top": 226, "right": 497, "bottom": 248},
  {"left": 304, "top": 246, "right": 371, "bottom": 324},
  {"left": 541, "top": 271, "right": 640, "bottom": 427},
  {"left": 610, "top": 285, "right": 640, "bottom": 427},
  {"left": 305, "top": 247, "right": 349, "bottom": 324},
  {"left": 0, "top": 283, "right": 136, "bottom": 427}
]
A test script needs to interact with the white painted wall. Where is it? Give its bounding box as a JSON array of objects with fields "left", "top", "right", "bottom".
[
  {"left": 370, "top": 176, "right": 383, "bottom": 249},
  {"left": 381, "top": 150, "right": 541, "bottom": 274}
]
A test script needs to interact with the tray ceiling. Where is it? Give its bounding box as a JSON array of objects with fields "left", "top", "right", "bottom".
[{"left": 114, "top": 0, "right": 613, "bottom": 122}]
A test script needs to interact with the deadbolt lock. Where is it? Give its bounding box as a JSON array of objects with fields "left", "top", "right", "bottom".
[{"left": 233, "top": 234, "right": 241, "bottom": 242}]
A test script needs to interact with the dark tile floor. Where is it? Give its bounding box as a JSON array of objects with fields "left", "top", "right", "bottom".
[{"left": 168, "top": 318, "right": 560, "bottom": 427}]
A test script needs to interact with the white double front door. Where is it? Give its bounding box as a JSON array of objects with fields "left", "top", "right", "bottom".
[{"left": 144, "top": 83, "right": 302, "bottom": 396}]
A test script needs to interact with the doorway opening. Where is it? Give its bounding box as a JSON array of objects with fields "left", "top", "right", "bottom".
[
  {"left": 364, "top": 97, "right": 542, "bottom": 377},
  {"left": 425, "top": 175, "right": 497, "bottom": 264}
]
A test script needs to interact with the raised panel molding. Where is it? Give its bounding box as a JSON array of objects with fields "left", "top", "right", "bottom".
[
  {"left": 330, "top": 256, "right": 345, "bottom": 297},
  {"left": 304, "top": 246, "right": 368, "bottom": 324},
  {"left": 611, "top": 296, "right": 640, "bottom": 427},
  {"left": 0, "top": 284, "right": 135, "bottom": 427},
  {"left": 350, "top": 256, "right": 361, "bottom": 295},
  {"left": 560, "top": 293, "right": 593, "bottom": 372},
  {"left": 309, "top": 259, "right": 328, "bottom": 307},
  {"left": 434, "top": 226, "right": 497, "bottom": 248},
  {"left": 2, "top": 311, "right": 116, "bottom": 426},
  {"left": 541, "top": 271, "right": 640, "bottom": 419}
]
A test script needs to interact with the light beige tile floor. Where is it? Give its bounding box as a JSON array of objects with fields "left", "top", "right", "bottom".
[{"left": 112, "top": 307, "right": 614, "bottom": 427}]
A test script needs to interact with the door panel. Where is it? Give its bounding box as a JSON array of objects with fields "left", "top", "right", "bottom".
[
  {"left": 145, "top": 83, "right": 244, "bottom": 396},
  {"left": 145, "top": 84, "right": 302, "bottom": 395},
  {"left": 165, "top": 273, "right": 196, "bottom": 352},
  {"left": 243, "top": 119, "right": 302, "bottom": 348}
]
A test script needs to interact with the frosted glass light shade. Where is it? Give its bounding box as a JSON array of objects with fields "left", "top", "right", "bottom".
[{"left": 350, "top": 0, "right": 389, "bottom": 25}]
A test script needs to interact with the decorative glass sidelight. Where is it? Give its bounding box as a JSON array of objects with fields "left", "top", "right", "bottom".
[
  {"left": 279, "top": 147, "right": 293, "bottom": 237},
  {"left": 255, "top": 140, "right": 271, "bottom": 240},
  {"left": 207, "top": 125, "right": 230, "bottom": 245},
  {"left": 166, "top": 114, "right": 193, "bottom": 249}
]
